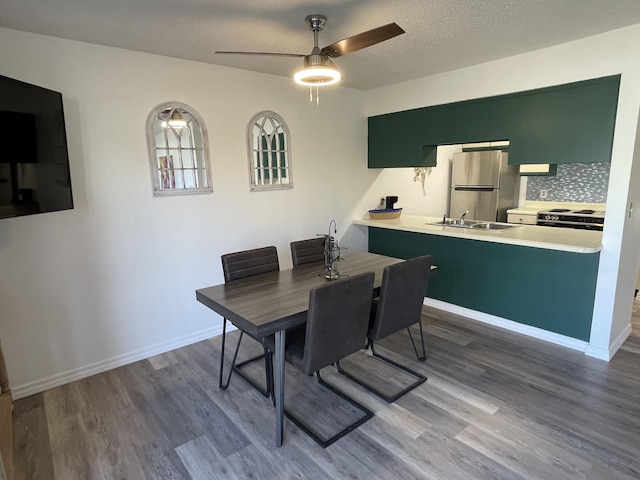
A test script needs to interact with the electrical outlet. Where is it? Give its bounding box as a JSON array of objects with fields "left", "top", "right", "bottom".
[{"left": 540, "top": 189, "right": 548, "bottom": 199}]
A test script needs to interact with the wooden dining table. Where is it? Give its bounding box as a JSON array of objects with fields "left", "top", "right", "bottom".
[{"left": 195, "top": 251, "right": 403, "bottom": 447}]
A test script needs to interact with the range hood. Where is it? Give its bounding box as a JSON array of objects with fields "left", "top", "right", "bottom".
[{"left": 519, "top": 164, "right": 557, "bottom": 176}]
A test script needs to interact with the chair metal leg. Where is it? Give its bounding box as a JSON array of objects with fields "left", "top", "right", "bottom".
[
  {"left": 407, "top": 320, "right": 426, "bottom": 361},
  {"left": 282, "top": 368, "right": 373, "bottom": 448},
  {"left": 218, "top": 318, "right": 273, "bottom": 398},
  {"left": 233, "top": 344, "right": 273, "bottom": 398},
  {"left": 218, "top": 318, "right": 227, "bottom": 389},
  {"left": 337, "top": 339, "right": 427, "bottom": 403},
  {"left": 219, "top": 319, "right": 245, "bottom": 390}
]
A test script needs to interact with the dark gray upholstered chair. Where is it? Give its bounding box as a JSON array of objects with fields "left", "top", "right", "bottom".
[
  {"left": 290, "top": 237, "right": 325, "bottom": 267},
  {"left": 219, "top": 246, "right": 279, "bottom": 398},
  {"left": 338, "top": 255, "right": 433, "bottom": 402},
  {"left": 268, "top": 271, "right": 375, "bottom": 448}
]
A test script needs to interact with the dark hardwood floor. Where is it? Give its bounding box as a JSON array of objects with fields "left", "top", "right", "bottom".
[{"left": 13, "top": 306, "right": 640, "bottom": 480}]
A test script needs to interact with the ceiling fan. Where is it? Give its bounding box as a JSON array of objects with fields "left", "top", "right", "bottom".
[{"left": 216, "top": 14, "right": 405, "bottom": 87}]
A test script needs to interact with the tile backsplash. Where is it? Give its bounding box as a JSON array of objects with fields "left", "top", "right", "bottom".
[{"left": 526, "top": 162, "right": 609, "bottom": 203}]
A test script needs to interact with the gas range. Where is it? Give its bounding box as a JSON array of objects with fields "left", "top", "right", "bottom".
[{"left": 536, "top": 208, "right": 605, "bottom": 231}]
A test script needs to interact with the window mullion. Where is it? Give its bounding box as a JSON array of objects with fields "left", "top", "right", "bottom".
[{"left": 267, "top": 134, "right": 274, "bottom": 185}]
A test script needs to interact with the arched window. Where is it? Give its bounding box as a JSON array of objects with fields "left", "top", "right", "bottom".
[
  {"left": 146, "top": 102, "right": 212, "bottom": 196},
  {"left": 247, "top": 111, "right": 292, "bottom": 191}
]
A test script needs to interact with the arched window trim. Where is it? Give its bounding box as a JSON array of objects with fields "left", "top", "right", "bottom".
[
  {"left": 146, "top": 101, "right": 213, "bottom": 197},
  {"left": 246, "top": 110, "right": 293, "bottom": 191}
]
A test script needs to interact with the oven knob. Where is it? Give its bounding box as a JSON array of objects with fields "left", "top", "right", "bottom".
[{"left": 545, "top": 215, "right": 551, "bottom": 220}]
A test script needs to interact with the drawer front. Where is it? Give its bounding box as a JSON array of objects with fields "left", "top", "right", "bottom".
[{"left": 507, "top": 213, "right": 537, "bottom": 225}]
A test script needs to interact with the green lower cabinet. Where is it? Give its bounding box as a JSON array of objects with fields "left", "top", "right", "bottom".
[{"left": 368, "top": 227, "right": 599, "bottom": 341}]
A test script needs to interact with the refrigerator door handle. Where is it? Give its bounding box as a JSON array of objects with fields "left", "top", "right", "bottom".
[{"left": 453, "top": 186, "right": 496, "bottom": 192}]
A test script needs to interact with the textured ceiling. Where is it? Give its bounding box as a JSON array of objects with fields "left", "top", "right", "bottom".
[{"left": 2, "top": 0, "right": 640, "bottom": 90}]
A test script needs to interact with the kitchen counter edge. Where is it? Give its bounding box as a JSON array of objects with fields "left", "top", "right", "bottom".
[{"left": 353, "top": 215, "right": 602, "bottom": 254}]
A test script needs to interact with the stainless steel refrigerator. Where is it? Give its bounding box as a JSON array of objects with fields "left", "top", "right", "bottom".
[{"left": 449, "top": 150, "right": 519, "bottom": 222}]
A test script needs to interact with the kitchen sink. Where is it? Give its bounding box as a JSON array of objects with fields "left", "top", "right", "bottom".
[
  {"left": 428, "top": 219, "right": 480, "bottom": 228},
  {"left": 428, "top": 219, "right": 476, "bottom": 228},
  {"left": 469, "top": 222, "right": 516, "bottom": 231},
  {"left": 428, "top": 219, "right": 517, "bottom": 231}
]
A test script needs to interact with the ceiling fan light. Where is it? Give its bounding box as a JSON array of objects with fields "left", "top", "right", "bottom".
[{"left": 294, "top": 66, "right": 342, "bottom": 86}]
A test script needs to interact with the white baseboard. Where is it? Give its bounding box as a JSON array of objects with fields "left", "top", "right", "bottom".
[
  {"left": 423, "top": 298, "right": 591, "bottom": 354},
  {"left": 12, "top": 325, "right": 223, "bottom": 400},
  {"left": 584, "top": 323, "right": 632, "bottom": 361}
]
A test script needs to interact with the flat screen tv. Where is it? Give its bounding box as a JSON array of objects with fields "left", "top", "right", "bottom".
[{"left": 0, "top": 74, "right": 73, "bottom": 219}]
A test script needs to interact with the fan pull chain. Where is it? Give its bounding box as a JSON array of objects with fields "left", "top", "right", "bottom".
[{"left": 308, "top": 86, "right": 320, "bottom": 105}]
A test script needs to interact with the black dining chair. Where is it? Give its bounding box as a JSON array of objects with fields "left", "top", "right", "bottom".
[
  {"left": 290, "top": 237, "right": 326, "bottom": 267},
  {"left": 267, "top": 271, "right": 375, "bottom": 448},
  {"left": 219, "top": 246, "right": 279, "bottom": 398},
  {"left": 337, "top": 255, "right": 433, "bottom": 402}
]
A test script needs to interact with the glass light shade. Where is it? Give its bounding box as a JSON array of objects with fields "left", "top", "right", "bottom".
[
  {"left": 161, "top": 110, "right": 187, "bottom": 129},
  {"left": 294, "top": 66, "right": 342, "bottom": 86}
]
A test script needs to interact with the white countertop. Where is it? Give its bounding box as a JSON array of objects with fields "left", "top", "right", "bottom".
[
  {"left": 354, "top": 214, "right": 602, "bottom": 253},
  {"left": 506, "top": 207, "right": 540, "bottom": 215}
]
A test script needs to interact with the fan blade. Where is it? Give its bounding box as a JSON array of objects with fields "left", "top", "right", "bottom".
[
  {"left": 320, "top": 22, "right": 405, "bottom": 58},
  {"left": 215, "top": 51, "right": 305, "bottom": 58}
]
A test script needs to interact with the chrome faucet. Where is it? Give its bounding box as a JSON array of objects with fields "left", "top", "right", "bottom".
[{"left": 459, "top": 210, "right": 469, "bottom": 224}]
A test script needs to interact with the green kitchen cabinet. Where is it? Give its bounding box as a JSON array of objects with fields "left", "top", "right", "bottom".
[{"left": 368, "top": 75, "right": 620, "bottom": 168}]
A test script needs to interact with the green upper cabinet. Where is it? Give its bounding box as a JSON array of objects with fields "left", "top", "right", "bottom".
[{"left": 368, "top": 75, "right": 620, "bottom": 167}]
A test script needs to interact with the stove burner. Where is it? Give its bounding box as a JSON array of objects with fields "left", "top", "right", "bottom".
[{"left": 536, "top": 207, "right": 604, "bottom": 231}]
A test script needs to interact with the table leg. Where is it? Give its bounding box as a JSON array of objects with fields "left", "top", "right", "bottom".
[{"left": 274, "top": 329, "right": 285, "bottom": 447}]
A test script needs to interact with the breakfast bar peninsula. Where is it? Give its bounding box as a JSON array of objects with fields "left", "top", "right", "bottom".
[{"left": 354, "top": 214, "right": 603, "bottom": 345}]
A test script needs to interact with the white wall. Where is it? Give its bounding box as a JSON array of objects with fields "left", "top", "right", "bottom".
[
  {"left": 351, "top": 145, "right": 459, "bottom": 217},
  {"left": 364, "top": 24, "right": 640, "bottom": 359},
  {"left": 0, "top": 28, "right": 372, "bottom": 397}
]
